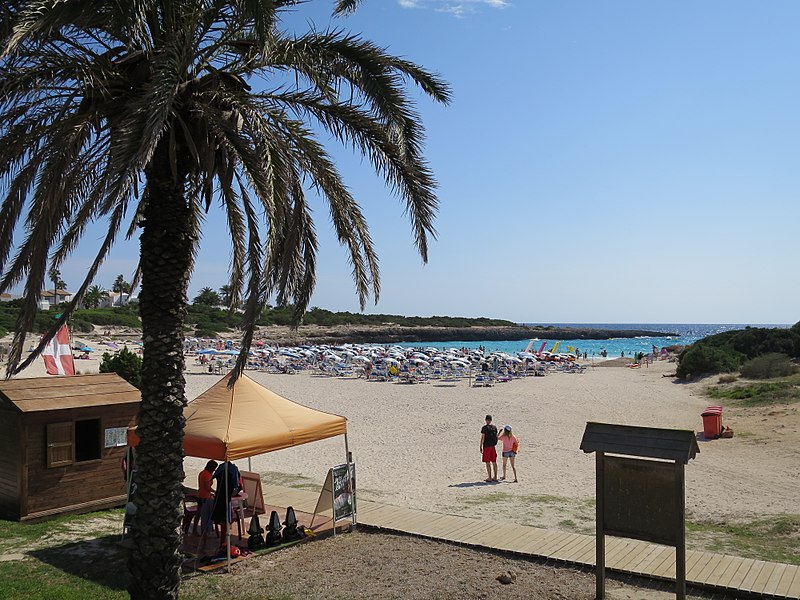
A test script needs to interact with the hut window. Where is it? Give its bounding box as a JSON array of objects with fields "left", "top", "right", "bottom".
[
  {"left": 75, "top": 418, "right": 102, "bottom": 462},
  {"left": 46, "top": 419, "right": 102, "bottom": 467}
]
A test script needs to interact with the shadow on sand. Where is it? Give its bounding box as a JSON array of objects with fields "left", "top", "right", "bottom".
[{"left": 448, "top": 480, "right": 501, "bottom": 489}]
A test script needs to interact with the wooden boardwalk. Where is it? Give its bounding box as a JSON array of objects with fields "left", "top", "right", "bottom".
[{"left": 262, "top": 484, "right": 800, "bottom": 599}]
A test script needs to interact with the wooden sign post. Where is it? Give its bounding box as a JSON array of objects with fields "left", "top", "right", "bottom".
[{"left": 580, "top": 422, "right": 699, "bottom": 600}]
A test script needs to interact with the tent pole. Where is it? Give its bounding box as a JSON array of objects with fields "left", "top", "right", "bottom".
[
  {"left": 225, "top": 457, "right": 231, "bottom": 572},
  {"left": 224, "top": 381, "right": 235, "bottom": 572},
  {"left": 248, "top": 457, "right": 252, "bottom": 472}
]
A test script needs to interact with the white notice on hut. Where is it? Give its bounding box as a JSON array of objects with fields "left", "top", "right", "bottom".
[{"left": 105, "top": 427, "right": 128, "bottom": 448}]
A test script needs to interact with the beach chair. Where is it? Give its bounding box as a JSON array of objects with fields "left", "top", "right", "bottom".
[{"left": 472, "top": 375, "right": 493, "bottom": 387}]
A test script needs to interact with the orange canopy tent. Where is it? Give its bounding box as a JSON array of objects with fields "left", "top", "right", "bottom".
[
  {"left": 126, "top": 373, "right": 350, "bottom": 567},
  {"left": 183, "top": 373, "right": 348, "bottom": 460},
  {"left": 127, "top": 373, "right": 349, "bottom": 460}
]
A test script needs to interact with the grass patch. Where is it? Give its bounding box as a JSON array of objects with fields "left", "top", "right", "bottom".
[
  {"left": 0, "top": 511, "right": 128, "bottom": 600},
  {"left": 558, "top": 519, "right": 576, "bottom": 528},
  {"left": 261, "top": 470, "right": 321, "bottom": 491},
  {"left": 706, "top": 374, "right": 800, "bottom": 406},
  {"left": 686, "top": 515, "right": 800, "bottom": 565},
  {"left": 0, "top": 560, "right": 127, "bottom": 600},
  {"left": 459, "top": 491, "right": 514, "bottom": 506},
  {"left": 459, "top": 492, "right": 573, "bottom": 508},
  {"left": 0, "top": 510, "right": 122, "bottom": 554}
]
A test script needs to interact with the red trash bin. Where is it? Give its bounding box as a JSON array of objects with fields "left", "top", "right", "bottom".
[{"left": 701, "top": 406, "right": 723, "bottom": 439}]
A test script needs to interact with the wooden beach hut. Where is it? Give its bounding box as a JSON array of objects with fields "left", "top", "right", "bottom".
[{"left": 0, "top": 373, "right": 140, "bottom": 521}]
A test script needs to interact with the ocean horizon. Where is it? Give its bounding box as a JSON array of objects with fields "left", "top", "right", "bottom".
[{"left": 393, "top": 323, "right": 792, "bottom": 358}]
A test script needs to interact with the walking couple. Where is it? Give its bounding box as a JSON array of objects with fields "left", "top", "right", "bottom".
[{"left": 480, "top": 414, "right": 519, "bottom": 483}]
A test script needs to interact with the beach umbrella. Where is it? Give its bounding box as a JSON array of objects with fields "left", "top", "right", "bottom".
[
  {"left": 352, "top": 355, "right": 370, "bottom": 363},
  {"left": 197, "top": 349, "right": 218, "bottom": 355},
  {"left": 80, "top": 346, "right": 94, "bottom": 352},
  {"left": 383, "top": 357, "right": 401, "bottom": 365},
  {"left": 103, "top": 341, "right": 119, "bottom": 350}
]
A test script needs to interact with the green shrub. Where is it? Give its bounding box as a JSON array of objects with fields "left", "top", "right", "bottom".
[
  {"left": 99, "top": 347, "right": 142, "bottom": 388},
  {"left": 676, "top": 344, "right": 743, "bottom": 379},
  {"left": 194, "top": 328, "right": 221, "bottom": 339},
  {"left": 71, "top": 318, "right": 94, "bottom": 333},
  {"left": 193, "top": 317, "right": 228, "bottom": 334},
  {"left": 740, "top": 353, "right": 798, "bottom": 380},
  {"left": 74, "top": 307, "right": 141, "bottom": 328},
  {"left": 707, "top": 376, "right": 800, "bottom": 406}
]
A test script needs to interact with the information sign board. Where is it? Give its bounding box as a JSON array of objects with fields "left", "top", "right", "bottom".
[
  {"left": 104, "top": 426, "right": 128, "bottom": 448},
  {"left": 603, "top": 456, "right": 680, "bottom": 545},
  {"left": 332, "top": 463, "right": 354, "bottom": 521}
]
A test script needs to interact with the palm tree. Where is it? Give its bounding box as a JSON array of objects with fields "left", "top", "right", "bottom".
[
  {"left": 192, "top": 286, "right": 221, "bottom": 306},
  {"left": 47, "top": 267, "right": 67, "bottom": 305},
  {"left": 219, "top": 284, "right": 236, "bottom": 308},
  {"left": 112, "top": 274, "right": 132, "bottom": 295},
  {"left": 84, "top": 285, "right": 110, "bottom": 309},
  {"left": 0, "top": 1, "right": 449, "bottom": 598}
]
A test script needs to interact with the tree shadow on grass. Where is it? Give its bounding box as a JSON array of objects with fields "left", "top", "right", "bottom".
[{"left": 29, "top": 534, "right": 128, "bottom": 591}]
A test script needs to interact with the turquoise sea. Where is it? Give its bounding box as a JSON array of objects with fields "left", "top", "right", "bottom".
[{"left": 392, "top": 323, "right": 791, "bottom": 359}]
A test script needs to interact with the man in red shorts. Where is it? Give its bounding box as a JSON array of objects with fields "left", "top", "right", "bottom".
[{"left": 480, "top": 414, "right": 499, "bottom": 482}]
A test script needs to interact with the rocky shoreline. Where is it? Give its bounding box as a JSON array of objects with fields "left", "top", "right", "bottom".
[{"left": 249, "top": 324, "right": 677, "bottom": 345}]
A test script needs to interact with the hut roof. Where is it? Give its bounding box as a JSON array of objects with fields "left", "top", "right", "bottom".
[{"left": 0, "top": 373, "right": 140, "bottom": 413}]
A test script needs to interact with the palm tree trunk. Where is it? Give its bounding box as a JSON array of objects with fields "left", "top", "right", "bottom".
[{"left": 128, "top": 140, "right": 195, "bottom": 600}]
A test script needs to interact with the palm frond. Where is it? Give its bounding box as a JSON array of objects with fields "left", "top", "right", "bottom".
[
  {"left": 333, "top": 0, "right": 362, "bottom": 16},
  {"left": 8, "top": 202, "right": 128, "bottom": 376}
]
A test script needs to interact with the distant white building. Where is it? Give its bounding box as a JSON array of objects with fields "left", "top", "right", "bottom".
[
  {"left": 40, "top": 289, "right": 73, "bottom": 305},
  {"left": 0, "top": 293, "right": 16, "bottom": 302},
  {"left": 100, "top": 292, "right": 138, "bottom": 308}
]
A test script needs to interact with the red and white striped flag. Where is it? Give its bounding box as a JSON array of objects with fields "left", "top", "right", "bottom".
[{"left": 42, "top": 326, "right": 76, "bottom": 376}]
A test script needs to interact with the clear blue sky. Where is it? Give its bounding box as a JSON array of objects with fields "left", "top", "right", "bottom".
[{"left": 66, "top": 1, "right": 799, "bottom": 324}]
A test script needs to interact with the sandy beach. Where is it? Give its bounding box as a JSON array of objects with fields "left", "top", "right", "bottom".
[
  {"left": 7, "top": 342, "right": 798, "bottom": 534},
  {"left": 203, "top": 360, "right": 799, "bottom": 530}
]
